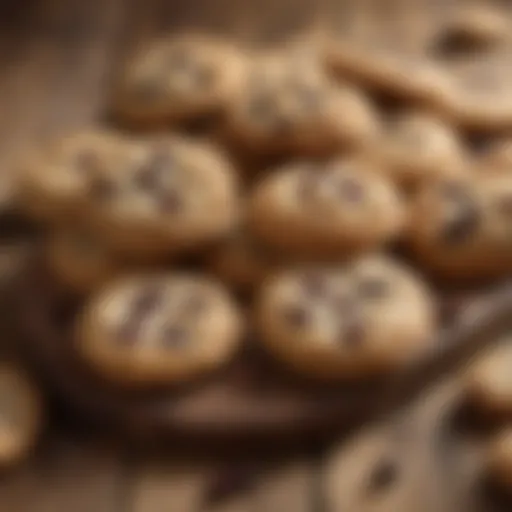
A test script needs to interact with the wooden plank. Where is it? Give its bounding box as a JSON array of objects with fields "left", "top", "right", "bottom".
[{"left": 0, "top": 437, "right": 123, "bottom": 512}]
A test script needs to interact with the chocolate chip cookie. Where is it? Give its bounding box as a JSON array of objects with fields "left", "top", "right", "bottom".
[
  {"left": 464, "top": 339, "right": 512, "bottom": 415},
  {"left": 224, "top": 52, "right": 378, "bottom": 156},
  {"left": 112, "top": 34, "right": 246, "bottom": 127},
  {"left": 378, "top": 110, "right": 466, "bottom": 187},
  {"left": 255, "top": 255, "right": 436, "bottom": 380},
  {"left": 0, "top": 363, "right": 43, "bottom": 467},
  {"left": 248, "top": 158, "right": 405, "bottom": 258},
  {"left": 75, "top": 273, "right": 243, "bottom": 387},
  {"left": 84, "top": 134, "right": 240, "bottom": 259},
  {"left": 406, "top": 174, "right": 512, "bottom": 280}
]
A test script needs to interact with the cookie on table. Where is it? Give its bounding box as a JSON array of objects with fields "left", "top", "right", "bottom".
[
  {"left": 406, "top": 173, "right": 512, "bottom": 280},
  {"left": 436, "top": 51, "right": 512, "bottom": 131},
  {"left": 206, "top": 226, "right": 286, "bottom": 293},
  {"left": 323, "top": 14, "right": 449, "bottom": 104},
  {"left": 487, "top": 429, "right": 512, "bottom": 490},
  {"left": 44, "top": 227, "right": 122, "bottom": 294},
  {"left": 248, "top": 158, "right": 405, "bottom": 259},
  {"left": 76, "top": 273, "right": 243, "bottom": 387},
  {"left": 224, "top": 52, "right": 379, "bottom": 156},
  {"left": 378, "top": 110, "right": 466, "bottom": 187},
  {"left": 255, "top": 255, "right": 436, "bottom": 380},
  {"left": 112, "top": 34, "right": 246, "bottom": 127},
  {"left": 464, "top": 339, "right": 512, "bottom": 415},
  {"left": 0, "top": 363, "right": 43, "bottom": 468},
  {"left": 429, "top": 2, "right": 511, "bottom": 58},
  {"left": 16, "top": 130, "right": 127, "bottom": 225},
  {"left": 84, "top": 134, "right": 240, "bottom": 259}
]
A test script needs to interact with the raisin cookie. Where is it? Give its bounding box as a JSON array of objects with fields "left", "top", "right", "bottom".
[
  {"left": 378, "top": 110, "right": 466, "bottom": 187},
  {"left": 248, "top": 158, "right": 405, "bottom": 258},
  {"left": 112, "top": 34, "right": 245, "bottom": 127},
  {"left": 0, "top": 363, "right": 43, "bottom": 467},
  {"left": 436, "top": 51, "right": 512, "bottom": 131},
  {"left": 84, "top": 134, "right": 240, "bottom": 259},
  {"left": 487, "top": 429, "right": 512, "bottom": 490},
  {"left": 76, "top": 273, "right": 243, "bottom": 386},
  {"left": 464, "top": 339, "right": 512, "bottom": 415},
  {"left": 44, "top": 227, "right": 122, "bottom": 294},
  {"left": 406, "top": 174, "right": 512, "bottom": 280},
  {"left": 16, "top": 130, "right": 127, "bottom": 225},
  {"left": 255, "top": 255, "right": 436, "bottom": 380},
  {"left": 224, "top": 52, "right": 378, "bottom": 156}
]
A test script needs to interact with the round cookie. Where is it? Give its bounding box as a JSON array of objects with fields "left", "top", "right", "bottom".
[
  {"left": 16, "top": 130, "right": 127, "bottom": 225},
  {"left": 378, "top": 110, "right": 466, "bottom": 187},
  {"left": 207, "top": 227, "right": 285, "bottom": 292},
  {"left": 224, "top": 52, "right": 379, "bottom": 156},
  {"left": 406, "top": 173, "right": 512, "bottom": 280},
  {"left": 436, "top": 50, "right": 512, "bottom": 131},
  {"left": 487, "top": 429, "right": 512, "bottom": 490},
  {"left": 464, "top": 339, "right": 512, "bottom": 415},
  {"left": 75, "top": 272, "right": 243, "bottom": 387},
  {"left": 0, "top": 363, "right": 43, "bottom": 468},
  {"left": 248, "top": 158, "right": 405, "bottom": 258},
  {"left": 255, "top": 255, "right": 437, "bottom": 380},
  {"left": 44, "top": 227, "right": 122, "bottom": 294},
  {"left": 83, "top": 134, "right": 240, "bottom": 259},
  {"left": 112, "top": 34, "right": 246, "bottom": 127},
  {"left": 429, "top": 2, "right": 511, "bottom": 58}
]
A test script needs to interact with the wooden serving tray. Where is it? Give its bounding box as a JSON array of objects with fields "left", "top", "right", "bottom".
[{"left": 6, "top": 252, "right": 512, "bottom": 444}]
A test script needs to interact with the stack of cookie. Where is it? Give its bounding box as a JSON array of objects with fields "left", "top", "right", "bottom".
[{"left": 7, "top": 0, "right": 512, "bottom": 437}]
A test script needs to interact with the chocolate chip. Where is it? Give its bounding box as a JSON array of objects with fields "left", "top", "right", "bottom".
[
  {"left": 337, "top": 177, "right": 365, "bottom": 203},
  {"left": 131, "top": 285, "right": 163, "bottom": 316},
  {"left": 282, "top": 305, "right": 309, "bottom": 328},
  {"left": 431, "top": 31, "right": 487, "bottom": 59},
  {"left": 134, "top": 152, "right": 170, "bottom": 191},
  {"left": 161, "top": 324, "right": 187, "bottom": 348},
  {"left": 357, "top": 278, "right": 390, "bottom": 299},
  {"left": 440, "top": 205, "right": 480, "bottom": 245},
  {"left": 366, "top": 458, "right": 399, "bottom": 494}
]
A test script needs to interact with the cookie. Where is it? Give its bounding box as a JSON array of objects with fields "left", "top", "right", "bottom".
[
  {"left": 0, "top": 363, "right": 43, "bottom": 467},
  {"left": 255, "top": 255, "right": 436, "bottom": 380},
  {"left": 75, "top": 273, "right": 243, "bottom": 386},
  {"left": 44, "top": 227, "right": 122, "bottom": 294},
  {"left": 224, "top": 52, "right": 378, "bottom": 156},
  {"left": 436, "top": 50, "right": 512, "bottom": 131},
  {"left": 487, "top": 429, "right": 512, "bottom": 490},
  {"left": 16, "top": 130, "right": 127, "bottom": 225},
  {"left": 406, "top": 174, "right": 512, "bottom": 280},
  {"left": 429, "top": 3, "right": 511, "bottom": 58},
  {"left": 248, "top": 158, "right": 405, "bottom": 258},
  {"left": 378, "top": 110, "right": 466, "bottom": 187},
  {"left": 207, "top": 227, "right": 285, "bottom": 292},
  {"left": 324, "top": 14, "right": 449, "bottom": 104},
  {"left": 464, "top": 339, "right": 512, "bottom": 415},
  {"left": 112, "top": 34, "right": 245, "bottom": 127},
  {"left": 83, "top": 134, "right": 240, "bottom": 259}
]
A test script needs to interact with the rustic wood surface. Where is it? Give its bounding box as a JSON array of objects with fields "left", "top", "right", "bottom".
[{"left": 1, "top": 0, "right": 512, "bottom": 510}]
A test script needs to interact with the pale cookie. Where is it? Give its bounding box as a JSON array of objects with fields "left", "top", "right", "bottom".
[
  {"left": 84, "top": 134, "right": 240, "bottom": 259},
  {"left": 76, "top": 273, "right": 243, "bottom": 387},
  {"left": 378, "top": 110, "right": 466, "bottom": 187},
  {"left": 16, "top": 130, "right": 127, "bottom": 225},
  {"left": 406, "top": 174, "right": 512, "bottom": 280},
  {"left": 255, "top": 255, "right": 436, "bottom": 380},
  {"left": 430, "top": 2, "right": 511, "bottom": 58},
  {"left": 0, "top": 363, "right": 43, "bottom": 468},
  {"left": 44, "top": 227, "right": 122, "bottom": 294},
  {"left": 112, "top": 34, "right": 245, "bottom": 127},
  {"left": 324, "top": 15, "right": 449, "bottom": 103},
  {"left": 437, "top": 51, "right": 512, "bottom": 130},
  {"left": 487, "top": 429, "right": 512, "bottom": 490},
  {"left": 464, "top": 339, "right": 512, "bottom": 415},
  {"left": 224, "top": 52, "right": 378, "bottom": 156},
  {"left": 248, "top": 158, "right": 405, "bottom": 258}
]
